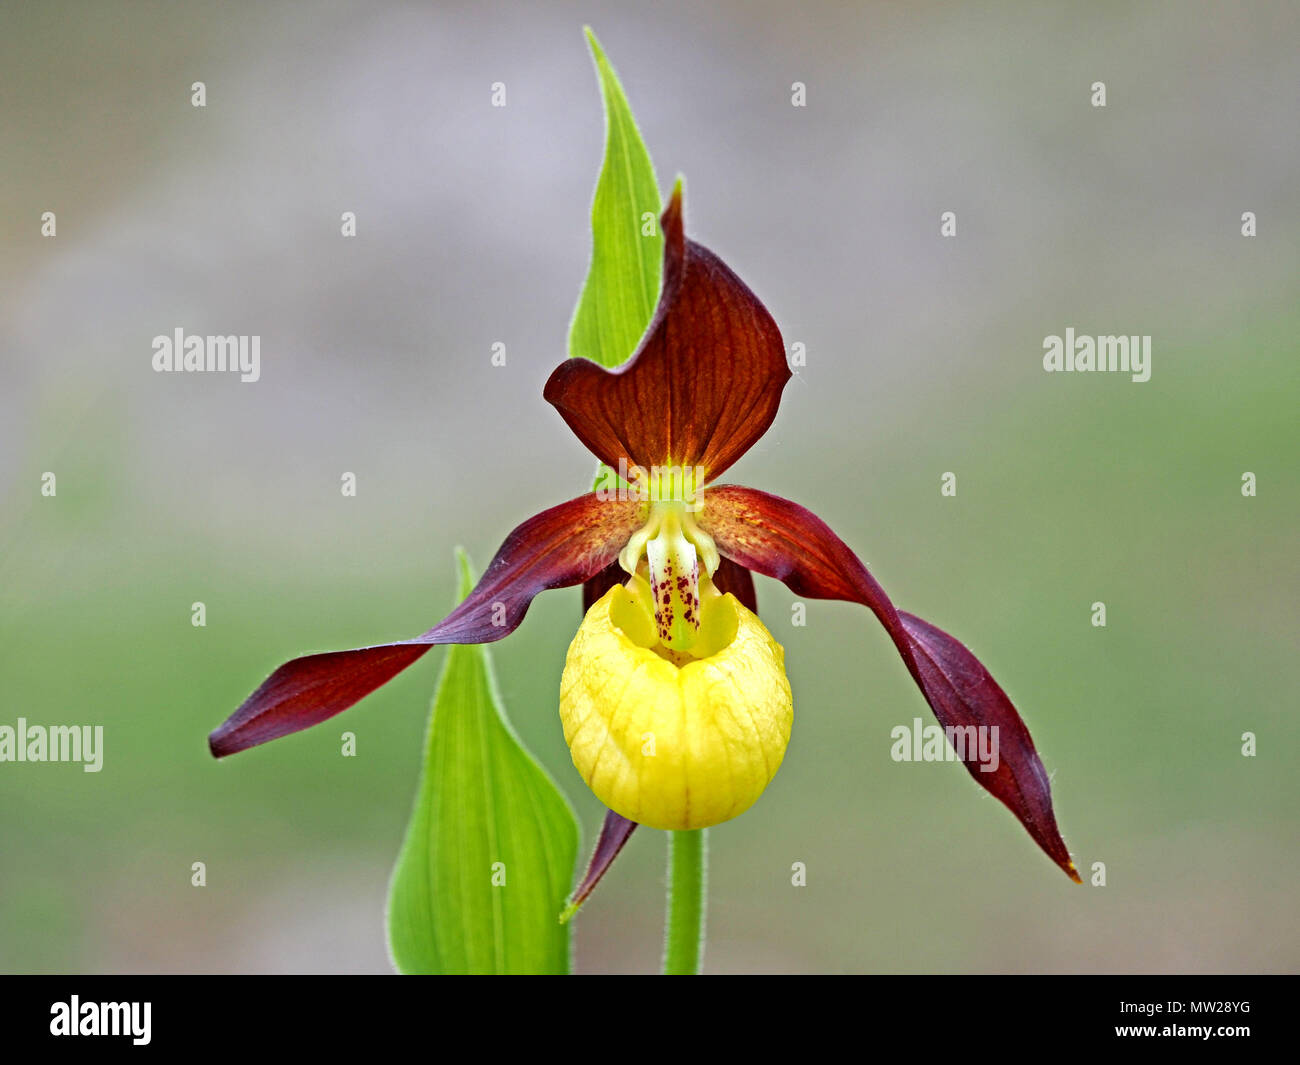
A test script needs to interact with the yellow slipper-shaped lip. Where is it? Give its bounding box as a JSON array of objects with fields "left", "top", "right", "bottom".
[{"left": 560, "top": 578, "right": 793, "bottom": 831}]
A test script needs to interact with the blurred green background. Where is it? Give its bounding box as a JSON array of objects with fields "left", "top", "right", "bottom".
[{"left": 1, "top": 1, "right": 1296, "bottom": 973}]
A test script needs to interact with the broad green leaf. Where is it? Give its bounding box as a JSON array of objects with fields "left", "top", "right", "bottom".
[
  {"left": 568, "top": 27, "right": 663, "bottom": 369},
  {"left": 387, "top": 550, "right": 580, "bottom": 974}
]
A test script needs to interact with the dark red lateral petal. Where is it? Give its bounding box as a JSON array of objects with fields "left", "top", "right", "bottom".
[
  {"left": 544, "top": 185, "right": 791, "bottom": 482},
  {"left": 896, "top": 610, "right": 1077, "bottom": 879},
  {"left": 699, "top": 484, "right": 1079, "bottom": 882},
  {"left": 564, "top": 809, "right": 639, "bottom": 919},
  {"left": 208, "top": 643, "right": 435, "bottom": 758},
  {"left": 209, "top": 494, "right": 646, "bottom": 758}
]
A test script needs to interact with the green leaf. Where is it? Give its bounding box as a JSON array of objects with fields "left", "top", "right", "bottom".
[
  {"left": 387, "top": 550, "right": 580, "bottom": 974},
  {"left": 568, "top": 27, "right": 663, "bottom": 369}
]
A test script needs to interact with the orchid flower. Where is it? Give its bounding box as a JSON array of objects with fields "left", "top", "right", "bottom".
[{"left": 209, "top": 183, "right": 1078, "bottom": 902}]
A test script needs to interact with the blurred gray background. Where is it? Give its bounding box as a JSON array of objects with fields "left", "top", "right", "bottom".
[{"left": 1, "top": 0, "right": 1296, "bottom": 973}]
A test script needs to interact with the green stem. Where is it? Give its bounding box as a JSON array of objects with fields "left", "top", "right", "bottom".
[{"left": 662, "top": 828, "right": 707, "bottom": 974}]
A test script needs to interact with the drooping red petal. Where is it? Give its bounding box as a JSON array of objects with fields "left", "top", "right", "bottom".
[
  {"left": 699, "top": 484, "right": 1080, "bottom": 882},
  {"left": 564, "top": 809, "right": 639, "bottom": 920},
  {"left": 209, "top": 643, "right": 435, "bottom": 760},
  {"left": 544, "top": 185, "right": 791, "bottom": 482},
  {"left": 209, "top": 493, "right": 646, "bottom": 758}
]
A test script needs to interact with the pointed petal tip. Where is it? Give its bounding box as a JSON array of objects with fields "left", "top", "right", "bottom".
[
  {"left": 665, "top": 180, "right": 686, "bottom": 258},
  {"left": 664, "top": 177, "right": 684, "bottom": 223},
  {"left": 566, "top": 809, "right": 639, "bottom": 918}
]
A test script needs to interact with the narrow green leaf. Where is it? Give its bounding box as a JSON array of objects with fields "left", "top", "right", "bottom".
[
  {"left": 568, "top": 27, "right": 663, "bottom": 369},
  {"left": 387, "top": 550, "right": 580, "bottom": 974}
]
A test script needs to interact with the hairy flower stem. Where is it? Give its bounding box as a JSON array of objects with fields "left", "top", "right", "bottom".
[{"left": 662, "top": 828, "right": 707, "bottom": 974}]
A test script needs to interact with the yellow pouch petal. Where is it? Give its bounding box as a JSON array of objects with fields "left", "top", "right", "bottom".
[{"left": 559, "top": 580, "right": 792, "bottom": 830}]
